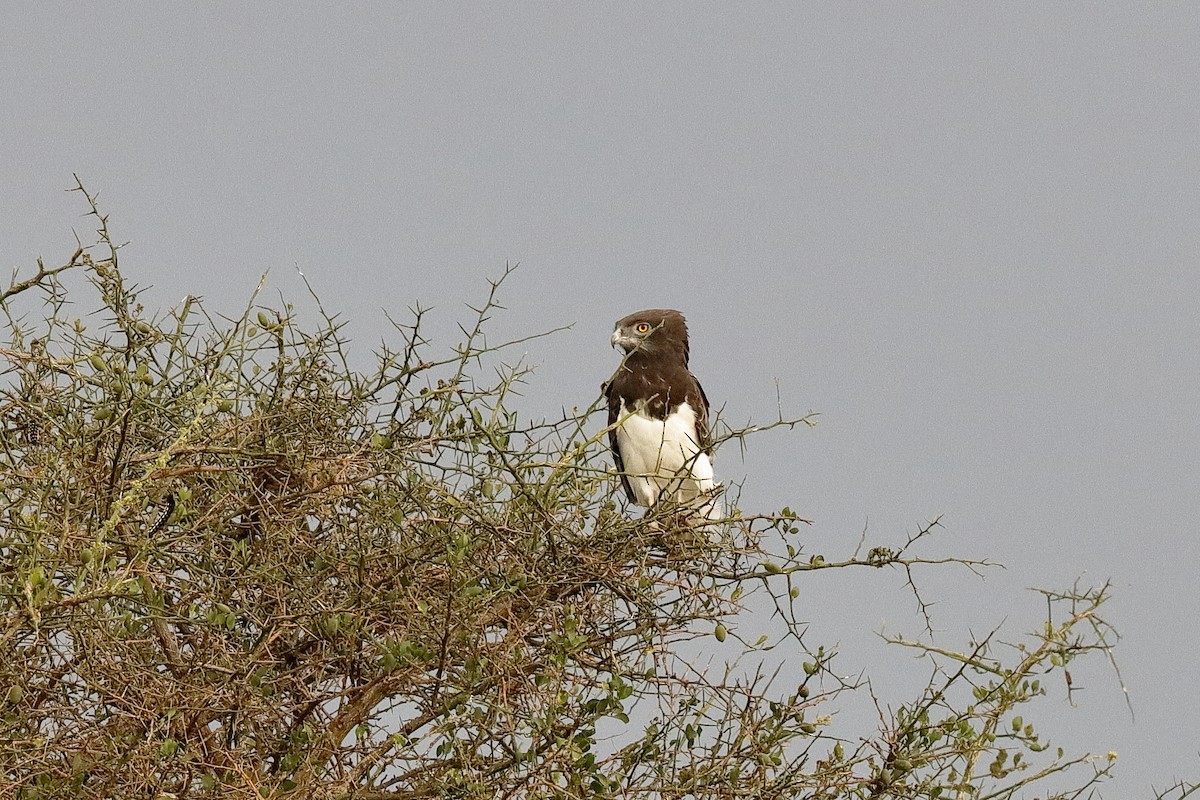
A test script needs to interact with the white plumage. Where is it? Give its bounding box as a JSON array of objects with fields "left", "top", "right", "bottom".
[{"left": 613, "top": 399, "right": 719, "bottom": 516}]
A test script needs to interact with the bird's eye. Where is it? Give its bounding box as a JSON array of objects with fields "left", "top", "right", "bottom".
[{"left": 635, "top": 322, "right": 651, "bottom": 334}]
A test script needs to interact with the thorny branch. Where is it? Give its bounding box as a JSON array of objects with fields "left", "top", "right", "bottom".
[{"left": 0, "top": 184, "right": 1138, "bottom": 799}]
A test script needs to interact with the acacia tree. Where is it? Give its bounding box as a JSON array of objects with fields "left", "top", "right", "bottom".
[{"left": 0, "top": 184, "right": 1159, "bottom": 799}]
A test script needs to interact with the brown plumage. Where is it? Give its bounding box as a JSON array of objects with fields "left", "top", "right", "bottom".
[{"left": 604, "top": 309, "right": 717, "bottom": 512}]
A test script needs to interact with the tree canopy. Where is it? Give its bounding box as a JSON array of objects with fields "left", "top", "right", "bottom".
[{"left": 0, "top": 184, "right": 1169, "bottom": 799}]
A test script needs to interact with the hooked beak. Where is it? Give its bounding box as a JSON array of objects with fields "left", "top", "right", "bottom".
[{"left": 611, "top": 328, "right": 639, "bottom": 352}]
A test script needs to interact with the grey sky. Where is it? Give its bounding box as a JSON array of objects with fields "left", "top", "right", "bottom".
[{"left": 4, "top": 5, "right": 1198, "bottom": 793}]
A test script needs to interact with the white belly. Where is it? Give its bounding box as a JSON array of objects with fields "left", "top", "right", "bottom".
[{"left": 615, "top": 400, "right": 716, "bottom": 510}]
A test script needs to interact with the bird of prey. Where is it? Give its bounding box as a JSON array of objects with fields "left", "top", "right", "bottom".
[{"left": 604, "top": 309, "right": 720, "bottom": 518}]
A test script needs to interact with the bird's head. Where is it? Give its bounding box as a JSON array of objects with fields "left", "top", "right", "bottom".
[{"left": 611, "top": 309, "right": 690, "bottom": 363}]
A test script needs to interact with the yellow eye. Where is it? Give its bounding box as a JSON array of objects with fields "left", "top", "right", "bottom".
[{"left": 635, "top": 322, "right": 651, "bottom": 333}]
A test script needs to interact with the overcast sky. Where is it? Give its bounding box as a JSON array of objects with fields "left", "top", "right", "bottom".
[{"left": 3, "top": 5, "right": 1198, "bottom": 794}]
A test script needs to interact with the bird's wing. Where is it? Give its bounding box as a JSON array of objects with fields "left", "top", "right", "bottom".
[
  {"left": 605, "top": 381, "right": 636, "bottom": 502},
  {"left": 690, "top": 372, "right": 713, "bottom": 455}
]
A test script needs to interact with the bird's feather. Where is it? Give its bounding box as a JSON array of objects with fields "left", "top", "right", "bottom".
[{"left": 613, "top": 399, "right": 714, "bottom": 507}]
